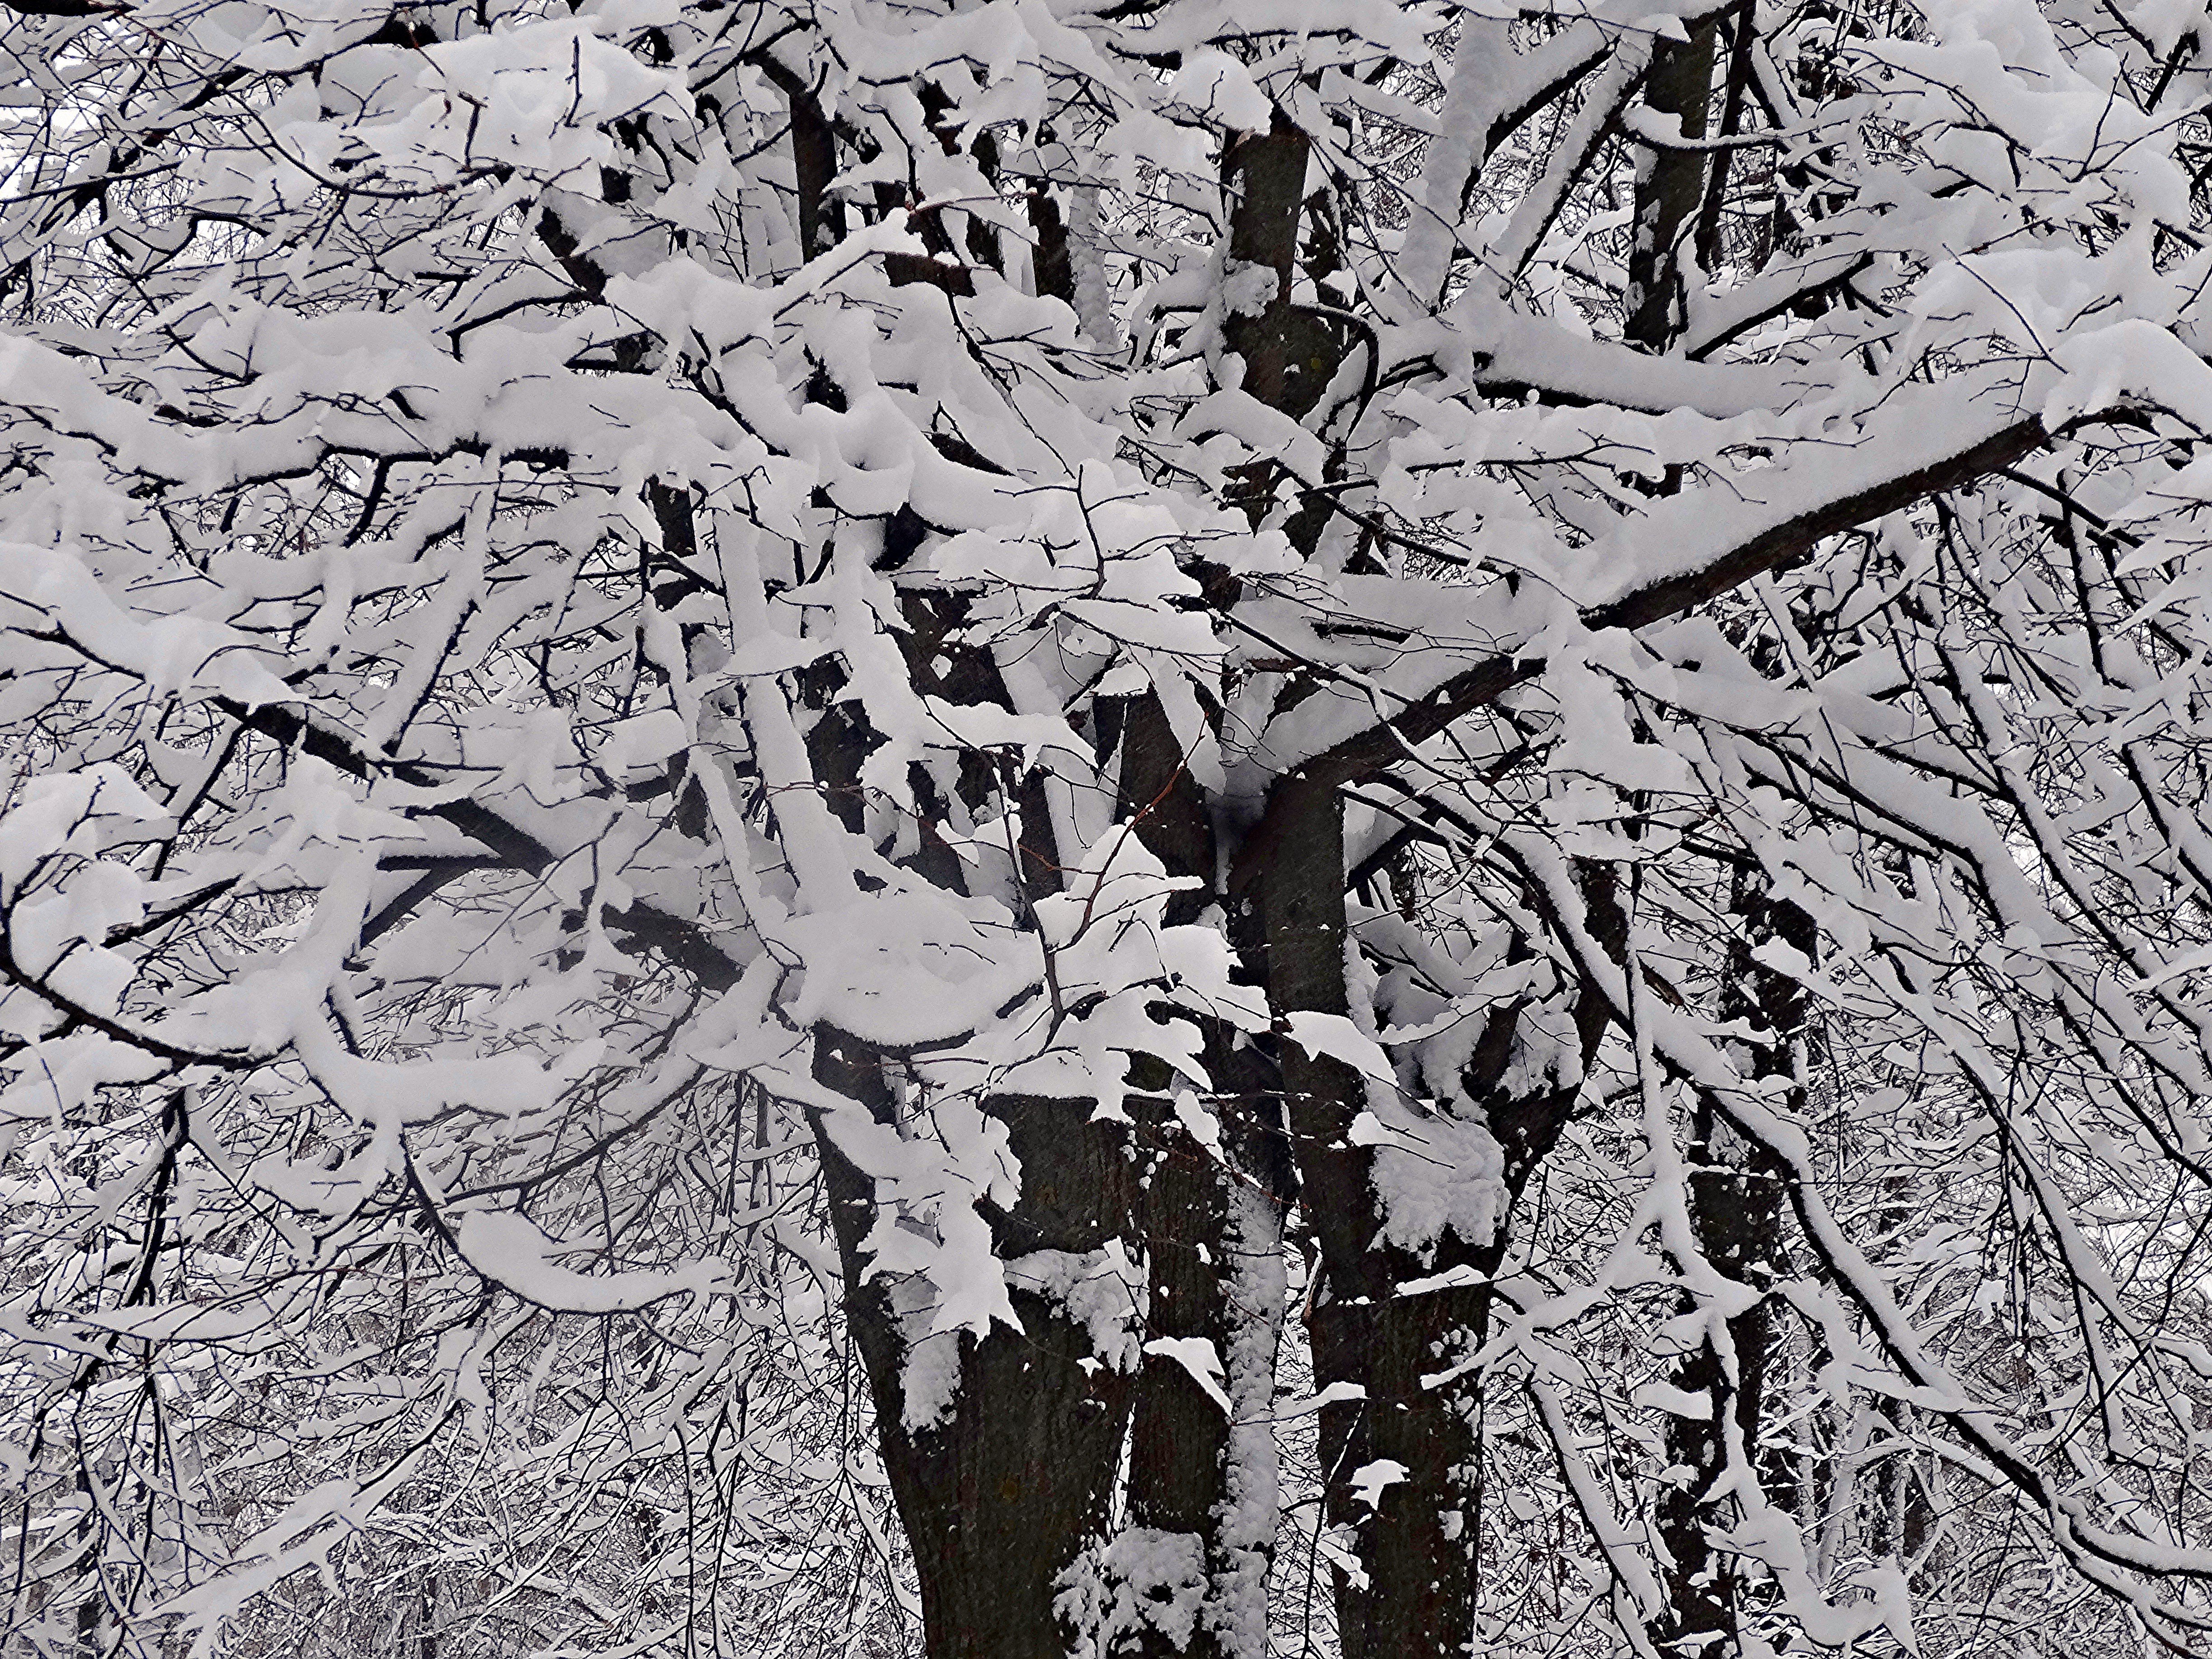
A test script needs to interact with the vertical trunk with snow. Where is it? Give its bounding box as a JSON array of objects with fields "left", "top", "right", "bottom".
[
  {"left": 1112, "top": 688, "right": 1292, "bottom": 1659},
  {"left": 817, "top": 1038, "right": 1143, "bottom": 1659},
  {"left": 773, "top": 94, "right": 1148, "bottom": 1654},
  {"left": 1654, "top": 885, "right": 1809, "bottom": 1657},
  {"left": 1624, "top": 18, "right": 1717, "bottom": 352}
]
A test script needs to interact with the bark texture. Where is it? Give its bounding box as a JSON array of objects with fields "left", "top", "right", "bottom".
[
  {"left": 1625, "top": 18, "right": 1717, "bottom": 351},
  {"left": 1654, "top": 884, "right": 1810, "bottom": 1657}
]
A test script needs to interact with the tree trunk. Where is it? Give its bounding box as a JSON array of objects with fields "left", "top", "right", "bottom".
[
  {"left": 1654, "top": 883, "right": 1809, "bottom": 1657},
  {"left": 1214, "top": 105, "right": 1630, "bottom": 1659},
  {"left": 1624, "top": 17, "right": 1717, "bottom": 351},
  {"left": 813, "top": 1037, "right": 1141, "bottom": 1659},
  {"left": 1117, "top": 687, "right": 1291, "bottom": 1659},
  {"left": 801, "top": 665, "right": 1139, "bottom": 1659}
]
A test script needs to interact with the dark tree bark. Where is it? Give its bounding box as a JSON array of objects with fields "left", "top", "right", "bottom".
[
  {"left": 1116, "top": 684, "right": 1294, "bottom": 1659},
  {"left": 1117, "top": 682, "right": 1238, "bottom": 1655},
  {"left": 800, "top": 607, "right": 1145, "bottom": 1659},
  {"left": 768, "top": 89, "right": 1148, "bottom": 1654},
  {"left": 1693, "top": 1, "right": 1758, "bottom": 272},
  {"left": 812, "top": 1037, "right": 1141, "bottom": 1659},
  {"left": 1654, "top": 882, "right": 1810, "bottom": 1657},
  {"left": 1213, "top": 98, "right": 1630, "bottom": 1659},
  {"left": 1625, "top": 18, "right": 1718, "bottom": 351},
  {"left": 1221, "top": 116, "right": 1340, "bottom": 422},
  {"left": 1030, "top": 188, "right": 1075, "bottom": 309},
  {"left": 754, "top": 67, "right": 844, "bottom": 262}
]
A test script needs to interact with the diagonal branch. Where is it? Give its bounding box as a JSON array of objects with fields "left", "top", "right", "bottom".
[
  {"left": 217, "top": 698, "right": 745, "bottom": 991},
  {"left": 1228, "top": 409, "right": 2056, "bottom": 890}
]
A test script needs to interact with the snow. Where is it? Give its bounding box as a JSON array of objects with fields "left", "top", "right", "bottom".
[
  {"left": 456, "top": 1210, "right": 733, "bottom": 1312},
  {"left": 1010, "top": 1244, "right": 1148, "bottom": 1372},
  {"left": 1167, "top": 52, "right": 1274, "bottom": 135},
  {"left": 1143, "top": 1335, "right": 1233, "bottom": 1414},
  {"left": 1058, "top": 1528, "right": 1208, "bottom": 1659},
  {"left": 1347, "top": 1459, "right": 1409, "bottom": 1510}
]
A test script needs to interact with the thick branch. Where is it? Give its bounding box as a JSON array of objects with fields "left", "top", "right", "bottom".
[
  {"left": 218, "top": 698, "right": 744, "bottom": 990},
  {"left": 1228, "top": 411, "right": 2053, "bottom": 890}
]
